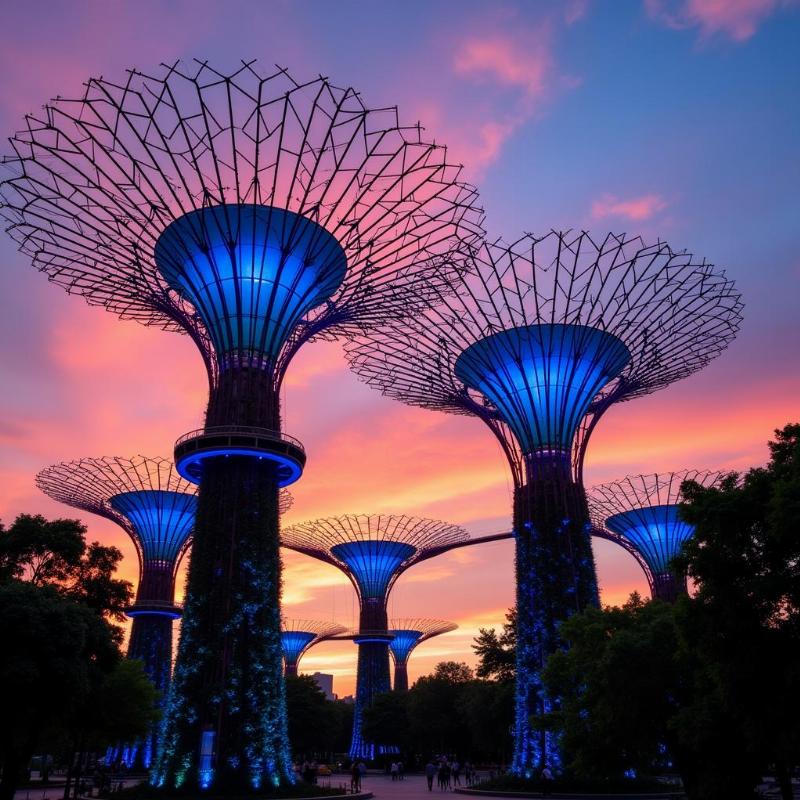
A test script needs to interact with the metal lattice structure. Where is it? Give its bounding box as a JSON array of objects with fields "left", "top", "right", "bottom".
[
  {"left": 0, "top": 59, "right": 484, "bottom": 791},
  {"left": 282, "top": 514, "right": 469, "bottom": 759},
  {"left": 35, "top": 456, "right": 197, "bottom": 769},
  {"left": 0, "top": 59, "right": 483, "bottom": 391},
  {"left": 345, "top": 231, "right": 742, "bottom": 773},
  {"left": 590, "top": 470, "right": 724, "bottom": 602},
  {"left": 346, "top": 232, "right": 743, "bottom": 487},
  {"left": 388, "top": 618, "right": 457, "bottom": 691},
  {"left": 280, "top": 619, "right": 346, "bottom": 677}
]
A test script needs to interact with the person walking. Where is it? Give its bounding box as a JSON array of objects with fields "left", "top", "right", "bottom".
[
  {"left": 390, "top": 762, "right": 399, "bottom": 781},
  {"left": 350, "top": 762, "right": 361, "bottom": 793},
  {"left": 540, "top": 765, "right": 554, "bottom": 797},
  {"left": 425, "top": 761, "right": 436, "bottom": 792},
  {"left": 452, "top": 761, "right": 461, "bottom": 787}
]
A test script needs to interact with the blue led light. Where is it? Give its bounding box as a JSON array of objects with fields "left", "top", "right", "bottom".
[
  {"left": 198, "top": 730, "right": 216, "bottom": 790},
  {"left": 126, "top": 608, "right": 182, "bottom": 620},
  {"left": 109, "top": 490, "right": 196, "bottom": 566},
  {"left": 154, "top": 204, "right": 347, "bottom": 366},
  {"left": 280, "top": 631, "right": 316, "bottom": 667},
  {"left": 454, "top": 323, "right": 630, "bottom": 454},
  {"left": 330, "top": 541, "right": 416, "bottom": 599},
  {"left": 388, "top": 629, "right": 423, "bottom": 664},
  {"left": 175, "top": 447, "right": 303, "bottom": 488},
  {"left": 605, "top": 504, "right": 695, "bottom": 574}
]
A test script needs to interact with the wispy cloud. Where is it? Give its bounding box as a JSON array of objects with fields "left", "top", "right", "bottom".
[
  {"left": 645, "top": 0, "right": 792, "bottom": 42},
  {"left": 591, "top": 193, "right": 668, "bottom": 221}
]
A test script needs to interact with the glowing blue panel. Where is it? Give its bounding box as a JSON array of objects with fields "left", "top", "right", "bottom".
[
  {"left": 110, "top": 490, "right": 196, "bottom": 566},
  {"left": 605, "top": 504, "right": 695, "bottom": 574},
  {"left": 154, "top": 204, "right": 347, "bottom": 366},
  {"left": 454, "top": 324, "right": 630, "bottom": 454},
  {"left": 330, "top": 541, "right": 416, "bottom": 599},
  {"left": 388, "top": 629, "right": 423, "bottom": 664},
  {"left": 280, "top": 631, "right": 316, "bottom": 667}
]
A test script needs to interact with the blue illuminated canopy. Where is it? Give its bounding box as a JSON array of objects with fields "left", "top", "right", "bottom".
[
  {"left": 330, "top": 541, "right": 416, "bottom": 599},
  {"left": 280, "top": 631, "right": 317, "bottom": 666},
  {"left": 154, "top": 204, "right": 347, "bottom": 366},
  {"left": 605, "top": 504, "right": 695, "bottom": 574},
  {"left": 454, "top": 323, "right": 630, "bottom": 455},
  {"left": 110, "top": 490, "right": 197, "bottom": 565},
  {"left": 388, "top": 629, "right": 423, "bottom": 664}
]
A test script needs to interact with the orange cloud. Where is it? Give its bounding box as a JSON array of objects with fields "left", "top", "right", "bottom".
[
  {"left": 645, "top": 0, "right": 791, "bottom": 42},
  {"left": 591, "top": 193, "right": 668, "bottom": 221}
]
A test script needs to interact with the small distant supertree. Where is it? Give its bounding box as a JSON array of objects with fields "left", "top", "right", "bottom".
[
  {"left": 388, "top": 619, "right": 457, "bottom": 691},
  {"left": 345, "top": 232, "right": 742, "bottom": 772},
  {"left": 590, "top": 470, "right": 724, "bottom": 602},
  {"left": 1, "top": 61, "right": 482, "bottom": 791},
  {"left": 281, "top": 619, "right": 346, "bottom": 677},
  {"left": 282, "top": 514, "right": 471, "bottom": 759},
  {"left": 35, "top": 457, "right": 196, "bottom": 769}
]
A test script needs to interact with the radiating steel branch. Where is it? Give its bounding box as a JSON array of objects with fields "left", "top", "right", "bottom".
[
  {"left": 589, "top": 470, "right": 724, "bottom": 602},
  {"left": 1, "top": 60, "right": 483, "bottom": 791},
  {"left": 280, "top": 619, "right": 346, "bottom": 677},
  {"left": 36, "top": 456, "right": 197, "bottom": 769},
  {"left": 388, "top": 618, "right": 457, "bottom": 691},
  {"left": 282, "top": 513, "right": 468, "bottom": 759},
  {"left": 345, "top": 232, "right": 742, "bottom": 773}
]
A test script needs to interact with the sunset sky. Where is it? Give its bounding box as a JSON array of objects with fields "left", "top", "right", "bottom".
[{"left": 0, "top": 0, "right": 798, "bottom": 696}]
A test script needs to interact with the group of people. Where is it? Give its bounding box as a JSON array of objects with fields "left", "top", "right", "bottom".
[
  {"left": 350, "top": 760, "right": 367, "bottom": 792},
  {"left": 424, "top": 758, "right": 475, "bottom": 791},
  {"left": 388, "top": 761, "right": 405, "bottom": 780}
]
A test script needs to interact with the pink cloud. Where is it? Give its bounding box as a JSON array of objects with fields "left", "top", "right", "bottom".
[
  {"left": 591, "top": 192, "right": 668, "bottom": 221},
  {"left": 645, "top": 0, "right": 792, "bottom": 41},
  {"left": 453, "top": 34, "right": 551, "bottom": 95}
]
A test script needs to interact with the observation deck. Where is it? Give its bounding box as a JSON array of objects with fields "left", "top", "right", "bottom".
[
  {"left": 174, "top": 425, "right": 306, "bottom": 487},
  {"left": 126, "top": 599, "right": 184, "bottom": 619}
]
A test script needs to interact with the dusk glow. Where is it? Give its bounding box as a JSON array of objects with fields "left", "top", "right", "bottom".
[{"left": 1, "top": 0, "right": 798, "bottom": 702}]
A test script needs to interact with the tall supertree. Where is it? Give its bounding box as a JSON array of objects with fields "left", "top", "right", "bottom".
[
  {"left": 388, "top": 618, "right": 457, "bottom": 692},
  {"left": 282, "top": 515, "right": 503, "bottom": 759},
  {"left": 281, "top": 619, "right": 346, "bottom": 677},
  {"left": 35, "top": 457, "right": 197, "bottom": 769},
  {"left": 0, "top": 61, "right": 483, "bottom": 791},
  {"left": 590, "top": 470, "right": 723, "bottom": 602},
  {"left": 345, "top": 232, "right": 742, "bottom": 772}
]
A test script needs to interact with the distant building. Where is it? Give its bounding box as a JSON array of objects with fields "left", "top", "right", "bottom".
[{"left": 312, "top": 672, "right": 335, "bottom": 700}]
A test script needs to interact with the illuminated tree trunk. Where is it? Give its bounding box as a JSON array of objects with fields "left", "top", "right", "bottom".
[
  {"left": 350, "top": 601, "right": 391, "bottom": 759},
  {"left": 156, "top": 372, "right": 291, "bottom": 791},
  {"left": 393, "top": 661, "right": 410, "bottom": 692},
  {"left": 512, "top": 456, "right": 599, "bottom": 775},
  {"left": 651, "top": 572, "right": 687, "bottom": 603},
  {"left": 127, "top": 614, "right": 174, "bottom": 768}
]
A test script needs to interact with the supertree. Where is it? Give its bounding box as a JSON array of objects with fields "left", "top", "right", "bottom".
[
  {"left": 388, "top": 618, "right": 457, "bottom": 691},
  {"left": 281, "top": 619, "right": 346, "bottom": 677},
  {"left": 589, "top": 470, "right": 724, "bottom": 602},
  {"left": 345, "top": 231, "right": 742, "bottom": 772},
  {"left": 282, "top": 514, "right": 505, "bottom": 758},
  {"left": 35, "top": 457, "right": 197, "bottom": 769},
  {"left": 0, "top": 61, "right": 483, "bottom": 791}
]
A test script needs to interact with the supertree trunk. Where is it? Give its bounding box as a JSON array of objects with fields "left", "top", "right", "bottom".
[
  {"left": 512, "top": 457, "right": 599, "bottom": 775},
  {"left": 128, "top": 614, "right": 175, "bottom": 768},
  {"left": 393, "top": 662, "right": 410, "bottom": 692},
  {"left": 651, "top": 572, "right": 688, "bottom": 603},
  {"left": 284, "top": 662, "right": 298, "bottom": 678},
  {"left": 157, "top": 374, "right": 291, "bottom": 791},
  {"left": 350, "top": 602, "right": 391, "bottom": 759}
]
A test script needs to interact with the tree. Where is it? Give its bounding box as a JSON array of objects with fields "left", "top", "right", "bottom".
[
  {"left": 473, "top": 608, "right": 516, "bottom": 682},
  {"left": 542, "top": 595, "right": 681, "bottom": 782},
  {"left": 0, "top": 515, "right": 132, "bottom": 623},
  {"left": 675, "top": 423, "right": 800, "bottom": 800},
  {"left": 541, "top": 424, "right": 800, "bottom": 800},
  {"left": 362, "top": 692, "right": 411, "bottom": 757},
  {"left": 0, "top": 581, "right": 119, "bottom": 800},
  {"left": 284, "top": 675, "right": 338, "bottom": 757},
  {"left": 0, "top": 515, "right": 139, "bottom": 800}
]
